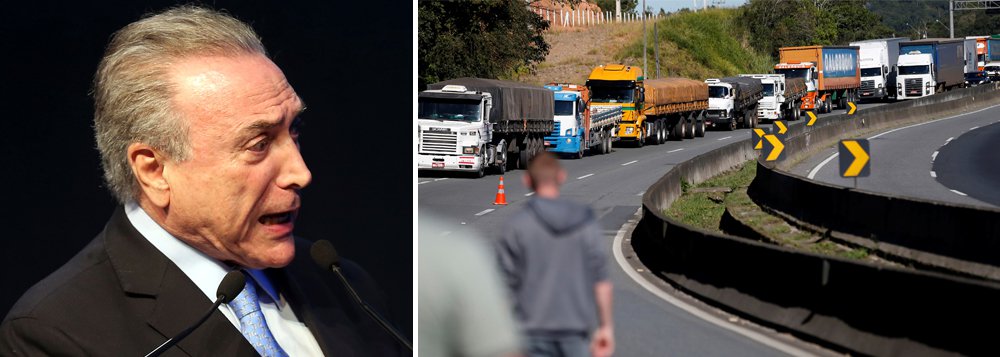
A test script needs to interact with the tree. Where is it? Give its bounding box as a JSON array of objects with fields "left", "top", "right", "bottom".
[
  {"left": 740, "top": 0, "right": 891, "bottom": 58},
  {"left": 418, "top": 0, "right": 549, "bottom": 89},
  {"left": 595, "top": 0, "right": 638, "bottom": 14}
]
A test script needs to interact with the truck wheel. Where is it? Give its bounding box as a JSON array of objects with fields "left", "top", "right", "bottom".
[
  {"left": 695, "top": 117, "right": 706, "bottom": 137},
  {"left": 518, "top": 143, "right": 529, "bottom": 170},
  {"left": 684, "top": 118, "right": 695, "bottom": 139},
  {"left": 727, "top": 117, "right": 737, "bottom": 131},
  {"left": 636, "top": 128, "right": 644, "bottom": 148},
  {"left": 605, "top": 130, "right": 613, "bottom": 154}
]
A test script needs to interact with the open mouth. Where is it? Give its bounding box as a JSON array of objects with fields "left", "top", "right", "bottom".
[{"left": 259, "top": 211, "right": 295, "bottom": 225}]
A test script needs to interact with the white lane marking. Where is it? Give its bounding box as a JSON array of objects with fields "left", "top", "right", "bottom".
[
  {"left": 611, "top": 208, "right": 813, "bottom": 357},
  {"left": 932, "top": 151, "right": 939, "bottom": 162},
  {"left": 622, "top": 160, "right": 638, "bottom": 166},
  {"left": 636, "top": 190, "right": 646, "bottom": 196},
  {"left": 668, "top": 148, "right": 685, "bottom": 153},
  {"left": 930, "top": 171, "right": 937, "bottom": 178},
  {"left": 525, "top": 192, "right": 535, "bottom": 197},
  {"left": 868, "top": 103, "right": 1000, "bottom": 139},
  {"left": 945, "top": 137, "right": 954, "bottom": 144},
  {"left": 810, "top": 103, "right": 1000, "bottom": 180},
  {"left": 808, "top": 152, "right": 839, "bottom": 179},
  {"left": 474, "top": 209, "right": 495, "bottom": 216},
  {"left": 434, "top": 178, "right": 449, "bottom": 181},
  {"left": 418, "top": 181, "right": 432, "bottom": 185},
  {"left": 577, "top": 173, "right": 594, "bottom": 179},
  {"left": 970, "top": 126, "right": 979, "bottom": 131},
  {"left": 717, "top": 136, "right": 733, "bottom": 141},
  {"left": 951, "top": 189, "right": 968, "bottom": 196}
]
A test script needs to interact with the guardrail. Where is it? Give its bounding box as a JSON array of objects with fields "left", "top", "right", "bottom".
[
  {"left": 635, "top": 83, "right": 1000, "bottom": 356},
  {"left": 748, "top": 83, "right": 1000, "bottom": 279}
]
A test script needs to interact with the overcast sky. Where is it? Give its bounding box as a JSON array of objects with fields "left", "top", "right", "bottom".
[{"left": 641, "top": 0, "right": 748, "bottom": 13}]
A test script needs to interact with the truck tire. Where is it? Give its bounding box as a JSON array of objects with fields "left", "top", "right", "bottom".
[
  {"left": 603, "top": 129, "right": 612, "bottom": 154},
  {"left": 727, "top": 117, "right": 737, "bottom": 131},
  {"left": 518, "top": 144, "right": 529, "bottom": 170},
  {"left": 695, "top": 116, "right": 706, "bottom": 137},
  {"left": 684, "top": 117, "right": 695, "bottom": 139},
  {"left": 671, "top": 119, "right": 684, "bottom": 139}
]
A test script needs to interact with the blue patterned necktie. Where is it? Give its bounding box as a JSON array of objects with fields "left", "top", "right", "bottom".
[{"left": 228, "top": 274, "right": 289, "bottom": 357}]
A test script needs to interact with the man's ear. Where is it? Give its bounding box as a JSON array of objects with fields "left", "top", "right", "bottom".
[{"left": 127, "top": 142, "right": 170, "bottom": 208}]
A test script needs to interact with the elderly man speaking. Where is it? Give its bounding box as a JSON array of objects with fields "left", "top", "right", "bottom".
[{"left": 0, "top": 6, "right": 401, "bottom": 357}]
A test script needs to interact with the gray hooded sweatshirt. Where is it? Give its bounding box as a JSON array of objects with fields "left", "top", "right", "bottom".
[{"left": 495, "top": 197, "right": 608, "bottom": 336}]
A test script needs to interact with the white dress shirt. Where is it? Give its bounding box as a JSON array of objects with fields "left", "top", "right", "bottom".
[{"left": 125, "top": 202, "right": 325, "bottom": 356}]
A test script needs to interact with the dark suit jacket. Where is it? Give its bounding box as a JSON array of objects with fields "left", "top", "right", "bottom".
[{"left": 0, "top": 207, "right": 404, "bottom": 356}]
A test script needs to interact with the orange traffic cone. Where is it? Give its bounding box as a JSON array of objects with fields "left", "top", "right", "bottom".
[{"left": 493, "top": 176, "right": 508, "bottom": 205}]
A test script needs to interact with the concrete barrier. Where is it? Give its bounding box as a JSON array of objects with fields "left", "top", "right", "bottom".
[
  {"left": 635, "top": 83, "right": 1000, "bottom": 355},
  {"left": 748, "top": 83, "right": 1000, "bottom": 279}
]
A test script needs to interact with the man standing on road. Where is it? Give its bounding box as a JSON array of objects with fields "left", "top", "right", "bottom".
[{"left": 495, "top": 152, "right": 614, "bottom": 357}]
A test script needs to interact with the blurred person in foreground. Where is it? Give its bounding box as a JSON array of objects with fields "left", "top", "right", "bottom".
[
  {"left": 0, "top": 6, "right": 401, "bottom": 356},
  {"left": 419, "top": 214, "right": 521, "bottom": 357},
  {"left": 495, "top": 152, "right": 614, "bottom": 357}
]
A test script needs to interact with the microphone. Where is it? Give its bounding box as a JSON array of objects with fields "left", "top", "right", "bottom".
[
  {"left": 145, "top": 270, "right": 246, "bottom": 357},
  {"left": 310, "top": 240, "right": 412, "bottom": 352}
]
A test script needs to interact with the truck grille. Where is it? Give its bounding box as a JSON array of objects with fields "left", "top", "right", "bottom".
[
  {"left": 550, "top": 121, "right": 561, "bottom": 136},
  {"left": 904, "top": 78, "right": 923, "bottom": 96},
  {"left": 860, "top": 80, "right": 875, "bottom": 92},
  {"left": 420, "top": 130, "right": 457, "bottom": 154}
]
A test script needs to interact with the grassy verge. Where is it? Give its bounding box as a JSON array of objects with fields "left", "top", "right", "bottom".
[
  {"left": 666, "top": 160, "right": 875, "bottom": 262},
  {"left": 666, "top": 160, "right": 756, "bottom": 233},
  {"left": 618, "top": 8, "right": 774, "bottom": 79}
]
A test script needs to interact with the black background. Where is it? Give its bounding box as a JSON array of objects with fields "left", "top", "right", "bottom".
[{"left": 0, "top": 1, "right": 412, "bottom": 335}]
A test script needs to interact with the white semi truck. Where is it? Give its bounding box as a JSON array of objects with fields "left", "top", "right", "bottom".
[
  {"left": 896, "top": 39, "right": 967, "bottom": 100},
  {"left": 849, "top": 37, "right": 909, "bottom": 102},
  {"left": 417, "top": 78, "right": 554, "bottom": 177},
  {"left": 704, "top": 77, "right": 763, "bottom": 130},
  {"left": 739, "top": 74, "right": 807, "bottom": 122}
]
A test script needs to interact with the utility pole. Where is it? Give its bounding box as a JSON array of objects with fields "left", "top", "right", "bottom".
[
  {"left": 654, "top": 21, "right": 661, "bottom": 78},
  {"left": 643, "top": 0, "right": 647, "bottom": 78},
  {"left": 616, "top": 0, "right": 621, "bottom": 22},
  {"left": 950, "top": 0, "right": 955, "bottom": 38}
]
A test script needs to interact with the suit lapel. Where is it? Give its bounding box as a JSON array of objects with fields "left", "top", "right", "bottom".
[
  {"left": 103, "top": 207, "right": 258, "bottom": 356},
  {"left": 271, "top": 240, "right": 369, "bottom": 357}
]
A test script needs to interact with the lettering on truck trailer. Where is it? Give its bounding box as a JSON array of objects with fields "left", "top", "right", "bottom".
[{"left": 822, "top": 50, "right": 858, "bottom": 78}]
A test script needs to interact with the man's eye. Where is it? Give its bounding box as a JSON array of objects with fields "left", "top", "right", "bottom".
[{"left": 249, "top": 138, "right": 270, "bottom": 152}]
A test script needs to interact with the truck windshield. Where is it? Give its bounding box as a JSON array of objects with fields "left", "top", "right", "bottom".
[
  {"left": 761, "top": 84, "right": 774, "bottom": 97},
  {"left": 775, "top": 68, "right": 808, "bottom": 79},
  {"left": 708, "top": 86, "right": 728, "bottom": 98},
  {"left": 898, "top": 65, "right": 930, "bottom": 75},
  {"left": 590, "top": 87, "right": 633, "bottom": 103},
  {"left": 860, "top": 68, "right": 881, "bottom": 77},
  {"left": 418, "top": 98, "right": 481, "bottom": 121},
  {"left": 554, "top": 100, "right": 574, "bottom": 116}
]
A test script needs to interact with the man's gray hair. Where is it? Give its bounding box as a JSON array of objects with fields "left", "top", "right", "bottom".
[{"left": 92, "top": 5, "right": 266, "bottom": 203}]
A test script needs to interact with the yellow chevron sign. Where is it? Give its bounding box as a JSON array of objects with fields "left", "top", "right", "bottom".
[
  {"left": 774, "top": 120, "right": 787, "bottom": 135},
  {"left": 806, "top": 111, "right": 817, "bottom": 126},
  {"left": 763, "top": 134, "right": 784, "bottom": 161},
  {"left": 839, "top": 139, "right": 870, "bottom": 177},
  {"left": 753, "top": 128, "right": 766, "bottom": 150},
  {"left": 847, "top": 102, "right": 857, "bottom": 115}
]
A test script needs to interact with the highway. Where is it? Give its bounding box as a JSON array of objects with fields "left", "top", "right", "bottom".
[
  {"left": 791, "top": 102, "right": 1000, "bottom": 209},
  {"left": 418, "top": 103, "right": 882, "bottom": 355}
]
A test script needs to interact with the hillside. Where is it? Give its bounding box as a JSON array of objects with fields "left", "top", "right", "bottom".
[{"left": 524, "top": 8, "right": 774, "bottom": 86}]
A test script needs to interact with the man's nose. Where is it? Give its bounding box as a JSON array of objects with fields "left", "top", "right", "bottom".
[{"left": 276, "top": 139, "right": 312, "bottom": 190}]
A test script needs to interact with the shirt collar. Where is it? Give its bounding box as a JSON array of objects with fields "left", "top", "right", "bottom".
[{"left": 124, "top": 202, "right": 281, "bottom": 305}]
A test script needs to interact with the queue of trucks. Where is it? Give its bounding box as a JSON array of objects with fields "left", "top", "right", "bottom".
[{"left": 417, "top": 34, "right": 996, "bottom": 176}]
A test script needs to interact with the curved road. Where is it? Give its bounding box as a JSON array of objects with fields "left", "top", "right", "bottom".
[
  {"left": 792, "top": 103, "right": 1000, "bottom": 209},
  {"left": 418, "top": 102, "right": 881, "bottom": 355}
]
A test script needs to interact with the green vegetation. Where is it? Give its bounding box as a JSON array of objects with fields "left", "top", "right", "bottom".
[
  {"left": 418, "top": 0, "right": 549, "bottom": 89},
  {"left": 667, "top": 160, "right": 871, "bottom": 261},
  {"left": 666, "top": 160, "right": 756, "bottom": 232},
  {"left": 739, "top": 0, "right": 892, "bottom": 59},
  {"left": 619, "top": 8, "right": 774, "bottom": 79},
  {"left": 870, "top": 0, "right": 1000, "bottom": 39}
]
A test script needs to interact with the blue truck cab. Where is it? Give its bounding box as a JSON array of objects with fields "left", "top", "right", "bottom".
[{"left": 544, "top": 85, "right": 585, "bottom": 155}]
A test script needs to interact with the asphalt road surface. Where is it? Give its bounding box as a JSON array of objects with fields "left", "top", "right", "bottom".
[
  {"left": 791, "top": 102, "right": 1000, "bottom": 209},
  {"left": 417, "top": 101, "right": 883, "bottom": 355}
]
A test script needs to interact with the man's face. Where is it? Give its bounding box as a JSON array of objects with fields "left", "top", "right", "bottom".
[{"left": 161, "top": 54, "right": 311, "bottom": 269}]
